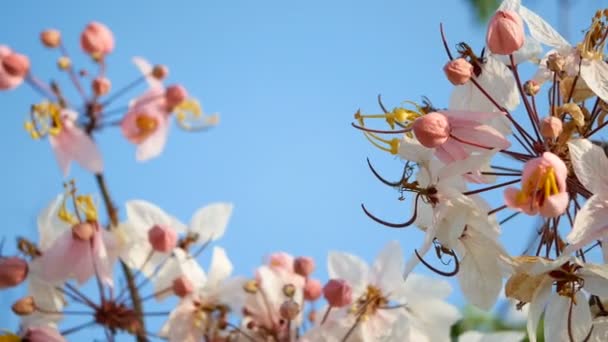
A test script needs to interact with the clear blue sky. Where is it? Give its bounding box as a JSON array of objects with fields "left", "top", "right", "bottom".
[{"left": 0, "top": 0, "right": 602, "bottom": 340}]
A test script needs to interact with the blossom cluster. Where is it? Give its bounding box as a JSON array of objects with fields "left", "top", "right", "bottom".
[
  {"left": 0, "top": 15, "right": 526, "bottom": 342},
  {"left": 355, "top": 0, "right": 608, "bottom": 341}
]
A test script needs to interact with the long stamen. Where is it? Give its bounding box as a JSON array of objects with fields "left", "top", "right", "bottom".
[
  {"left": 363, "top": 132, "right": 393, "bottom": 153},
  {"left": 352, "top": 122, "right": 411, "bottom": 134},
  {"left": 366, "top": 158, "right": 405, "bottom": 187},
  {"left": 414, "top": 249, "right": 459, "bottom": 277},
  {"left": 361, "top": 194, "right": 420, "bottom": 228}
]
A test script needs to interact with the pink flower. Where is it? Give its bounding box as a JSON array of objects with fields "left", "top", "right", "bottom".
[
  {"left": 50, "top": 109, "right": 104, "bottom": 176},
  {"left": 412, "top": 111, "right": 510, "bottom": 164},
  {"left": 267, "top": 252, "right": 294, "bottom": 272},
  {"left": 504, "top": 152, "right": 569, "bottom": 217},
  {"left": 121, "top": 88, "right": 170, "bottom": 161},
  {"left": 23, "top": 326, "right": 66, "bottom": 342},
  {"left": 0, "top": 45, "right": 29, "bottom": 90},
  {"left": 486, "top": 10, "right": 525, "bottom": 55},
  {"left": 80, "top": 22, "right": 114, "bottom": 55},
  {"left": 39, "top": 222, "right": 116, "bottom": 286},
  {"left": 323, "top": 279, "right": 352, "bottom": 307},
  {"left": 443, "top": 58, "right": 473, "bottom": 85}
]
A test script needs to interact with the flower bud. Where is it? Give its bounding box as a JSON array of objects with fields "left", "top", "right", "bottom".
[
  {"left": 323, "top": 279, "right": 352, "bottom": 308},
  {"left": 546, "top": 53, "right": 565, "bottom": 73},
  {"left": 72, "top": 222, "right": 96, "bottom": 241},
  {"left": 486, "top": 10, "right": 525, "bottom": 55},
  {"left": 2, "top": 53, "right": 30, "bottom": 77},
  {"left": 92, "top": 77, "right": 111, "bottom": 96},
  {"left": 540, "top": 116, "right": 563, "bottom": 139},
  {"left": 172, "top": 275, "right": 194, "bottom": 298},
  {"left": 12, "top": 296, "right": 35, "bottom": 315},
  {"left": 165, "top": 84, "right": 188, "bottom": 109},
  {"left": 80, "top": 22, "right": 115, "bottom": 55},
  {"left": 23, "top": 326, "right": 66, "bottom": 342},
  {"left": 523, "top": 80, "right": 540, "bottom": 96},
  {"left": 40, "top": 29, "right": 61, "bottom": 48},
  {"left": 304, "top": 278, "right": 322, "bottom": 301},
  {"left": 443, "top": 58, "right": 473, "bottom": 85},
  {"left": 293, "top": 256, "right": 315, "bottom": 277},
  {"left": 279, "top": 300, "right": 300, "bottom": 320},
  {"left": 412, "top": 112, "right": 451, "bottom": 148},
  {"left": 268, "top": 252, "right": 293, "bottom": 271},
  {"left": 0, "top": 257, "right": 28, "bottom": 288},
  {"left": 148, "top": 224, "right": 178, "bottom": 253},
  {"left": 152, "top": 65, "right": 168, "bottom": 80}
]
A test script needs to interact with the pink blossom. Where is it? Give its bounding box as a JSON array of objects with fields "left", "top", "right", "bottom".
[
  {"left": 486, "top": 10, "right": 525, "bottom": 55},
  {"left": 121, "top": 88, "right": 170, "bottom": 161},
  {"left": 50, "top": 109, "right": 103, "bottom": 176},
  {"left": 504, "top": 152, "right": 569, "bottom": 217},
  {"left": 23, "top": 326, "right": 66, "bottom": 342},
  {"left": 267, "top": 252, "right": 294, "bottom": 272},
  {"left": 412, "top": 111, "right": 510, "bottom": 164},
  {"left": 39, "top": 222, "right": 116, "bottom": 286},
  {"left": 0, "top": 45, "right": 29, "bottom": 90},
  {"left": 80, "top": 22, "right": 114, "bottom": 55},
  {"left": 0, "top": 257, "right": 28, "bottom": 288}
]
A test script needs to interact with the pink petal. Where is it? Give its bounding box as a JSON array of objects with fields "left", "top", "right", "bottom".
[
  {"left": 435, "top": 138, "right": 468, "bottom": 164},
  {"left": 442, "top": 110, "right": 505, "bottom": 122},
  {"left": 451, "top": 124, "right": 511, "bottom": 150},
  {"left": 539, "top": 192, "right": 569, "bottom": 217},
  {"left": 50, "top": 119, "right": 103, "bottom": 175},
  {"left": 136, "top": 120, "right": 169, "bottom": 161}
]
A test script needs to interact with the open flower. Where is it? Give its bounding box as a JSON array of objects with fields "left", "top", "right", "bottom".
[{"left": 504, "top": 152, "right": 569, "bottom": 218}]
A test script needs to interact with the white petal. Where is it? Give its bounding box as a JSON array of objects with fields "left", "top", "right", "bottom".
[
  {"left": 580, "top": 59, "right": 608, "bottom": 102},
  {"left": 459, "top": 330, "right": 525, "bottom": 342},
  {"left": 544, "top": 292, "right": 592, "bottom": 342},
  {"left": 206, "top": 246, "right": 233, "bottom": 289},
  {"left": 402, "top": 273, "right": 452, "bottom": 301},
  {"left": 37, "top": 195, "right": 71, "bottom": 250},
  {"left": 580, "top": 263, "right": 608, "bottom": 298},
  {"left": 327, "top": 251, "right": 369, "bottom": 294},
  {"left": 458, "top": 231, "right": 503, "bottom": 310},
  {"left": 567, "top": 195, "right": 608, "bottom": 249},
  {"left": 527, "top": 279, "right": 552, "bottom": 342},
  {"left": 519, "top": 6, "right": 570, "bottom": 49},
  {"left": 591, "top": 316, "right": 608, "bottom": 342},
  {"left": 498, "top": 0, "right": 520, "bottom": 12},
  {"left": 398, "top": 134, "right": 433, "bottom": 164},
  {"left": 493, "top": 36, "right": 542, "bottom": 65},
  {"left": 189, "top": 202, "right": 233, "bottom": 243},
  {"left": 371, "top": 241, "right": 404, "bottom": 294},
  {"left": 568, "top": 138, "right": 608, "bottom": 194},
  {"left": 126, "top": 200, "right": 187, "bottom": 233}
]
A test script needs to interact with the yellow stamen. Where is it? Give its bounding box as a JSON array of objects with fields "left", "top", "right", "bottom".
[{"left": 174, "top": 99, "right": 219, "bottom": 132}]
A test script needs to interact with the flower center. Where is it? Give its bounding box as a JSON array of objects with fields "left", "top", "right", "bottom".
[
  {"left": 24, "top": 102, "right": 63, "bottom": 139},
  {"left": 515, "top": 166, "right": 559, "bottom": 208},
  {"left": 349, "top": 285, "right": 389, "bottom": 320},
  {"left": 133, "top": 113, "right": 159, "bottom": 141}
]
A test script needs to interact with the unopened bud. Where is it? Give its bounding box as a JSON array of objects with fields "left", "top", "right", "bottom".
[
  {"left": 172, "top": 275, "right": 194, "bottom": 298},
  {"left": 293, "top": 256, "right": 315, "bottom": 277},
  {"left": 412, "top": 112, "right": 450, "bottom": 148},
  {"left": 40, "top": 29, "right": 61, "bottom": 48},
  {"left": 546, "top": 53, "right": 565, "bottom": 73},
  {"left": 152, "top": 65, "right": 168, "bottom": 80},
  {"left": 2, "top": 53, "right": 30, "bottom": 77},
  {"left": 165, "top": 84, "right": 188, "bottom": 109},
  {"left": 443, "top": 58, "right": 473, "bottom": 85},
  {"left": 279, "top": 300, "right": 300, "bottom": 320},
  {"left": 540, "top": 116, "right": 563, "bottom": 139},
  {"left": 72, "top": 222, "right": 96, "bottom": 241},
  {"left": 12, "top": 296, "right": 35, "bottom": 315},
  {"left": 486, "top": 10, "right": 525, "bottom": 55},
  {"left": 57, "top": 56, "right": 71, "bottom": 70},
  {"left": 523, "top": 80, "right": 540, "bottom": 96},
  {"left": 282, "top": 284, "right": 296, "bottom": 298},
  {"left": 80, "top": 22, "right": 114, "bottom": 55},
  {"left": 92, "top": 77, "right": 111, "bottom": 96},
  {"left": 304, "top": 278, "right": 322, "bottom": 301},
  {"left": 0, "top": 257, "right": 28, "bottom": 288},
  {"left": 148, "top": 224, "right": 178, "bottom": 252},
  {"left": 323, "top": 279, "right": 352, "bottom": 308}
]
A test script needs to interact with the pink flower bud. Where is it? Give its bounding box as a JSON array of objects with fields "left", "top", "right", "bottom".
[
  {"left": 2, "top": 53, "right": 30, "bottom": 77},
  {"left": 268, "top": 252, "right": 294, "bottom": 271},
  {"left": 323, "top": 279, "right": 352, "bottom": 308},
  {"left": 540, "top": 116, "right": 563, "bottom": 139},
  {"left": 304, "top": 278, "right": 322, "bottom": 301},
  {"left": 80, "top": 22, "right": 114, "bottom": 55},
  {"left": 524, "top": 80, "right": 540, "bottom": 96},
  {"left": 0, "top": 257, "right": 28, "bottom": 288},
  {"left": 279, "top": 300, "right": 300, "bottom": 320},
  {"left": 23, "top": 326, "right": 66, "bottom": 342},
  {"left": 71, "top": 222, "right": 96, "bottom": 241},
  {"left": 172, "top": 275, "right": 194, "bottom": 297},
  {"left": 92, "top": 77, "right": 111, "bottom": 96},
  {"left": 443, "top": 58, "right": 473, "bottom": 85},
  {"left": 165, "top": 84, "right": 188, "bottom": 109},
  {"left": 148, "top": 224, "right": 177, "bottom": 252},
  {"left": 293, "top": 256, "right": 315, "bottom": 277},
  {"left": 152, "top": 65, "right": 169, "bottom": 80},
  {"left": 40, "top": 29, "right": 61, "bottom": 48},
  {"left": 486, "top": 10, "right": 525, "bottom": 55},
  {"left": 412, "top": 112, "right": 451, "bottom": 148}
]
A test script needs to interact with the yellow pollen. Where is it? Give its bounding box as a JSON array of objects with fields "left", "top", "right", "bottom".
[
  {"left": 25, "top": 102, "right": 63, "bottom": 140},
  {"left": 515, "top": 166, "right": 559, "bottom": 207}
]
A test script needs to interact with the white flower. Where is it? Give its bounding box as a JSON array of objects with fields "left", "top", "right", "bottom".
[
  {"left": 566, "top": 139, "right": 608, "bottom": 258},
  {"left": 459, "top": 330, "right": 525, "bottom": 342}
]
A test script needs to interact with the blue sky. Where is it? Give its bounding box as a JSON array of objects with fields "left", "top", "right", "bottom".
[{"left": 0, "top": 0, "right": 604, "bottom": 340}]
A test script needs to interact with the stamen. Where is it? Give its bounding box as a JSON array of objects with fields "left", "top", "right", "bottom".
[
  {"left": 414, "top": 249, "right": 459, "bottom": 277},
  {"left": 361, "top": 194, "right": 421, "bottom": 228}
]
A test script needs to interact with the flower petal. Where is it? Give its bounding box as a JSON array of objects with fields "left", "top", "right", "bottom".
[
  {"left": 566, "top": 195, "right": 608, "bottom": 250},
  {"left": 206, "top": 246, "right": 233, "bottom": 290},
  {"left": 580, "top": 59, "right": 608, "bottom": 103},
  {"left": 327, "top": 251, "right": 369, "bottom": 295},
  {"left": 544, "top": 292, "right": 592, "bottom": 342},
  {"left": 568, "top": 138, "right": 608, "bottom": 194},
  {"left": 371, "top": 241, "right": 404, "bottom": 295},
  {"left": 189, "top": 202, "right": 233, "bottom": 243},
  {"left": 527, "top": 279, "right": 551, "bottom": 342},
  {"left": 519, "top": 5, "right": 570, "bottom": 49}
]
